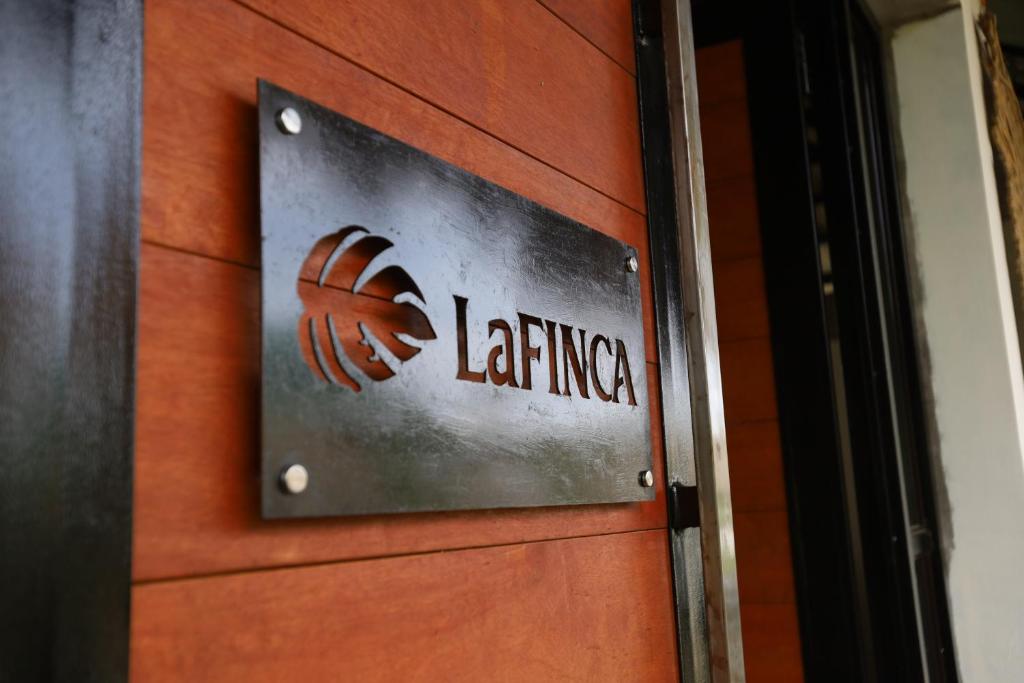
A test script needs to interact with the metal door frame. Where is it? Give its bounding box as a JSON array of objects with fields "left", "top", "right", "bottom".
[{"left": 634, "top": 1, "right": 745, "bottom": 680}]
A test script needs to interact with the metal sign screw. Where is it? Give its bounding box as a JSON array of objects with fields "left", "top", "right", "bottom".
[
  {"left": 280, "top": 464, "right": 309, "bottom": 494},
  {"left": 625, "top": 254, "right": 639, "bottom": 273},
  {"left": 276, "top": 107, "right": 302, "bottom": 135},
  {"left": 639, "top": 469, "right": 655, "bottom": 487}
]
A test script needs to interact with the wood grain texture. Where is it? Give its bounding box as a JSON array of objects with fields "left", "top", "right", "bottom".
[
  {"left": 696, "top": 41, "right": 747, "bottom": 106},
  {"left": 740, "top": 603, "right": 805, "bottom": 682},
  {"left": 133, "top": 244, "right": 666, "bottom": 580},
  {"left": 134, "top": 0, "right": 678, "bottom": 677},
  {"left": 707, "top": 175, "right": 762, "bottom": 262},
  {"left": 719, "top": 337, "right": 779, "bottom": 425},
  {"left": 143, "top": 0, "right": 655, "bottom": 360},
  {"left": 131, "top": 530, "right": 679, "bottom": 682},
  {"left": 538, "top": 0, "right": 636, "bottom": 73},
  {"left": 700, "top": 99, "right": 756, "bottom": 182},
  {"left": 237, "top": 0, "right": 645, "bottom": 210},
  {"left": 734, "top": 511, "right": 797, "bottom": 605},
  {"left": 726, "top": 420, "right": 787, "bottom": 513},
  {"left": 700, "top": 40, "right": 802, "bottom": 679},
  {"left": 698, "top": 40, "right": 804, "bottom": 681},
  {"left": 712, "top": 256, "right": 771, "bottom": 341}
]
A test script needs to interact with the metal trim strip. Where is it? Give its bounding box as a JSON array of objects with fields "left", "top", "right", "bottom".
[{"left": 633, "top": 1, "right": 745, "bottom": 680}]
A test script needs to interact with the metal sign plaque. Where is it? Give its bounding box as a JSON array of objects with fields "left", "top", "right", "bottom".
[{"left": 259, "top": 81, "right": 652, "bottom": 518}]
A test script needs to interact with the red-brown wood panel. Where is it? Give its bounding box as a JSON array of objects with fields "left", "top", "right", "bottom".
[
  {"left": 740, "top": 604, "right": 805, "bottom": 682},
  {"left": 700, "top": 39, "right": 804, "bottom": 681},
  {"left": 135, "top": 0, "right": 677, "bottom": 678},
  {"left": 707, "top": 176, "right": 762, "bottom": 262},
  {"left": 719, "top": 337, "right": 779, "bottom": 425},
  {"left": 725, "top": 421, "right": 788, "bottom": 513},
  {"left": 237, "top": 0, "right": 645, "bottom": 211},
  {"left": 133, "top": 243, "right": 667, "bottom": 580},
  {"left": 538, "top": 0, "right": 636, "bottom": 73},
  {"left": 143, "top": 0, "right": 656, "bottom": 363},
  {"left": 701, "top": 102, "right": 756, "bottom": 182},
  {"left": 131, "top": 530, "right": 679, "bottom": 682},
  {"left": 734, "top": 511, "right": 798, "bottom": 605},
  {"left": 696, "top": 41, "right": 748, "bottom": 107},
  {"left": 712, "top": 257, "right": 771, "bottom": 341}
]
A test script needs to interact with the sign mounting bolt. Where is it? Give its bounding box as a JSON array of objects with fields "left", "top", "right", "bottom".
[
  {"left": 625, "top": 254, "right": 639, "bottom": 273},
  {"left": 639, "top": 469, "right": 655, "bottom": 488},
  {"left": 276, "top": 107, "right": 302, "bottom": 135},
  {"left": 280, "top": 464, "right": 309, "bottom": 494}
]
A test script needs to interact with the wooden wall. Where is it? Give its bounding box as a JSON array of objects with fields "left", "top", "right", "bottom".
[
  {"left": 131, "top": 0, "right": 679, "bottom": 680},
  {"left": 697, "top": 41, "right": 806, "bottom": 682}
]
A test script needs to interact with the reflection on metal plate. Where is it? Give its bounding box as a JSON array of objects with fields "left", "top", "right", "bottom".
[{"left": 259, "top": 80, "right": 652, "bottom": 518}]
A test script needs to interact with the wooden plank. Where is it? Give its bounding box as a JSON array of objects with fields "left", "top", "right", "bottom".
[
  {"left": 236, "top": 0, "right": 645, "bottom": 211},
  {"left": 696, "top": 41, "right": 747, "bottom": 107},
  {"left": 712, "top": 256, "right": 771, "bottom": 341},
  {"left": 143, "top": 0, "right": 655, "bottom": 360},
  {"left": 707, "top": 175, "right": 762, "bottom": 262},
  {"left": 719, "top": 337, "right": 779, "bottom": 425},
  {"left": 699, "top": 39, "right": 805, "bottom": 682},
  {"left": 726, "top": 420, "right": 787, "bottom": 513},
  {"left": 734, "top": 511, "right": 797, "bottom": 605},
  {"left": 740, "top": 603, "right": 805, "bottom": 682},
  {"left": 539, "top": 0, "right": 636, "bottom": 74},
  {"left": 130, "top": 531, "right": 680, "bottom": 682},
  {"left": 133, "top": 244, "right": 666, "bottom": 580},
  {"left": 699, "top": 99, "right": 755, "bottom": 182}
]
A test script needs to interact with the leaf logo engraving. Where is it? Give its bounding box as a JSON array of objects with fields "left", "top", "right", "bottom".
[{"left": 297, "top": 226, "right": 436, "bottom": 391}]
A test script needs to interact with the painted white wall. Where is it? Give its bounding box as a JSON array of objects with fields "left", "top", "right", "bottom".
[
  {"left": 862, "top": 0, "right": 955, "bottom": 27},
  {"left": 888, "top": 6, "right": 1024, "bottom": 680}
]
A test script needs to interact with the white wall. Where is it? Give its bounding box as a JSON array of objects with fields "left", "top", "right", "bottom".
[
  {"left": 863, "top": 0, "right": 956, "bottom": 27},
  {"left": 889, "top": 6, "right": 1024, "bottom": 680}
]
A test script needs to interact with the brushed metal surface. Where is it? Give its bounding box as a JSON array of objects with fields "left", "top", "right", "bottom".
[
  {"left": 633, "top": 0, "right": 745, "bottom": 680},
  {"left": 661, "top": 0, "right": 746, "bottom": 679},
  {"left": 259, "top": 81, "right": 652, "bottom": 519}
]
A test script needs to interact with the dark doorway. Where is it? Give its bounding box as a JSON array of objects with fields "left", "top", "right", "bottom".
[{"left": 693, "top": 0, "right": 958, "bottom": 680}]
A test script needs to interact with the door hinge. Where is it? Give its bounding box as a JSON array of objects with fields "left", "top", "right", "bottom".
[{"left": 668, "top": 482, "right": 701, "bottom": 531}]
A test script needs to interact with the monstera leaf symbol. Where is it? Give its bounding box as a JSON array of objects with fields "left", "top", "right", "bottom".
[{"left": 296, "top": 226, "right": 436, "bottom": 391}]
